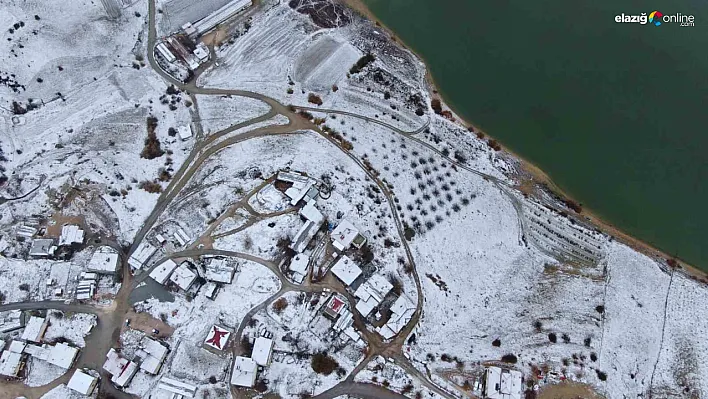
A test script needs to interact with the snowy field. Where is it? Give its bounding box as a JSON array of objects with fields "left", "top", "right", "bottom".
[{"left": 195, "top": 94, "right": 272, "bottom": 135}]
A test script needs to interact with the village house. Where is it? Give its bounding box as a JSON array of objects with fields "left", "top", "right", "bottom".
[
  {"left": 28, "top": 238, "right": 55, "bottom": 258},
  {"left": 86, "top": 246, "right": 120, "bottom": 274},
  {"left": 205, "top": 258, "right": 236, "bottom": 284},
  {"left": 67, "top": 369, "right": 98, "bottom": 395},
  {"left": 252, "top": 337, "right": 274, "bottom": 366},
  {"left": 149, "top": 259, "right": 179, "bottom": 285},
  {"left": 330, "top": 220, "right": 366, "bottom": 252},
  {"left": 483, "top": 366, "right": 523, "bottom": 399},
  {"left": 21, "top": 316, "right": 48, "bottom": 343},
  {"left": 128, "top": 241, "right": 158, "bottom": 270},
  {"left": 103, "top": 348, "right": 138, "bottom": 388},
  {"left": 354, "top": 274, "right": 393, "bottom": 317},
  {"left": 231, "top": 356, "right": 257, "bottom": 388},
  {"left": 58, "top": 225, "right": 84, "bottom": 247},
  {"left": 158, "top": 377, "right": 198, "bottom": 397},
  {"left": 330, "top": 255, "right": 362, "bottom": 287},
  {"left": 169, "top": 262, "right": 197, "bottom": 291},
  {"left": 136, "top": 337, "right": 169, "bottom": 375}
]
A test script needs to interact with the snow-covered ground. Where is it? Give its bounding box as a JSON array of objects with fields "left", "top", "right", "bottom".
[
  {"left": 44, "top": 311, "right": 97, "bottom": 348},
  {"left": 195, "top": 94, "right": 271, "bottom": 135}
]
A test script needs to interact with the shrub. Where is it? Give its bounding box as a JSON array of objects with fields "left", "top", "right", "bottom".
[
  {"left": 307, "top": 93, "right": 323, "bottom": 106},
  {"left": 595, "top": 305, "right": 605, "bottom": 314},
  {"left": 487, "top": 139, "right": 502, "bottom": 151},
  {"left": 140, "top": 117, "right": 164, "bottom": 159},
  {"left": 584, "top": 337, "right": 592, "bottom": 347},
  {"left": 349, "top": 53, "right": 375, "bottom": 74},
  {"left": 501, "top": 354, "right": 518, "bottom": 364},
  {"left": 139, "top": 180, "right": 162, "bottom": 193},
  {"left": 431, "top": 99, "right": 443, "bottom": 114},
  {"left": 311, "top": 352, "right": 339, "bottom": 375},
  {"left": 492, "top": 338, "right": 501, "bottom": 347},
  {"left": 19, "top": 283, "right": 30, "bottom": 291},
  {"left": 562, "top": 333, "right": 571, "bottom": 343},
  {"left": 548, "top": 333, "right": 557, "bottom": 343},
  {"left": 272, "top": 297, "right": 288, "bottom": 314},
  {"left": 596, "top": 370, "right": 607, "bottom": 381},
  {"left": 590, "top": 352, "right": 598, "bottom": 362}
]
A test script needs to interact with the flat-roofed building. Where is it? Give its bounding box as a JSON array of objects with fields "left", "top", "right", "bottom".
[
  {"left": 21, "top": 316, "right": 48, "bottom": 343},
  {"left": 87, "top": 246, "right": 120, "bottom": 274},
  {"left": 330, "top": 220, "right": 366, "bottom": 251},
  {"left": 483, "top": 366, "right": 523, "bottom": 399},
  {"left": 252, "top": 337, "right": 274, "bottom": 366},
  {"left": 128, "top": 241, "right": 158, "bottom": 270},
  {"left": 169, "top": 262, "right": 197, "bottom": 291},
  {"left": 149, "top": 259, "right": 179, "bottom": 285},
  {"left": 67, "top": 369, "right": 98, "bottom": 395},
  {"left": 230, "top": 356, "right": 257, "bottom": 387},
  {"left": 330, "top": 255, "right": 362, "bottom": 287},
  {"left": 59, "top": 225, "right": 85, "bottom": 246}
]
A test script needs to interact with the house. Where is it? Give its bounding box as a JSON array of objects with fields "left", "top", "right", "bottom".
[
  {"left": 483, "top": 366, "right": 523, "bottom": 399},
  {"left": 86, "top": 246, "right": 120, "bottom": 274},
  {"left": 288, "top": 253, "right": 309, "bottom": 283},
  {"left": 333, "top": 308, "right": 354, "bottom": 333},
  {"left": 128, "top": 241, "right": 158, "bottom": 270},
  {"left": 0, "top": 349, "right": 23, "bottom": 377},
  {"left": 137, "top": 337, "right": 169, "bottom": 375},
  {"left": 193, "top": 43, "right": 209, "bottom": 62},
  {"left": 181, "top": 22, "right": 198, "bottom": 37},
  {"left": 173, "top": 228, "right": 190, "bottom": 247},
  {"left": 252, "top": 337, "right": 274, "bottom": 366},
  {"left": 323, "top": 295, "right": 346, "bottom": 320},
  {"left": 16, "top": 224, "right": 37, "bottom": 238},
  {"left": 203, "top": 282, "right": 218, "bottom": 300},
  {"left": 277, "top": 171, "right": 317, "bottom": 206},
  {"left": 158, "top": 377, "right": 198, "bottom": 398},
  {"left": 0, "top": 310, "right": 23, "bottom": 333},
  {"left": 205, "top": 259, "right": 235, "bottom": 283},
  {"left": 21, "top": 316, "right": 48, "bottom": 343},
  {"left": 103, "top": 348, "right": 138, "bottom": 388},
  {"left": 330, "top": 220, "right": 366, "bottom": 251},
  {"left": 204, "top": 325, "right": 231, "bottom": 351},
  {"left": 291, "top": 202, "right": 324, "bottom": 253},
  {"left": 354, "top": 274, "right": 393, "bottom": 317},
  {"left": 149, "top": 259, "right": 179, "bottom": 285},
  {"left": 58, "top": 225, "right": 85, "bottom": 246},
  {"left": 76, "top": 275, "right": 97, "bottom": 301},
  {"left": 377, "top": 294, "right": 416, "bottom": 340},
  {"left": 169, "top": 262, "right": 197, "bottom": 291},
  {"left": 178, "top": 126, "right": 192, "bottom": 141},
  {"left": 330, "top": 255, "right": 362, "bottom": 287},
  {"left": 230, "top": 356, "right": 257, "bottom": 388},
  {"left": 67, "top": 369, "right": 98, "bottom": 395},
  {"left": 23, "top": 342, "right": 79, "bottom": 369},
  {"left": 29, "top": 238, "right": 55, "bottom": 257}
]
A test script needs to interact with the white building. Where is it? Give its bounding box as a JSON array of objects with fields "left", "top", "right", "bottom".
[
  {"left": 331, "top": 220, "right": 366, "bottom": 251},
  {"left": 87, "top": 246, "right": 120, "bottom": 274},
  {"left": 203, "top": 282, "right": 218, "bottom": 300},
  {"left": 158, "top": 377, "right": 197, "bottom": 398},
  {"left": 29, "top": 238, "right": 55, "bottom": 257},
  {"left": 156, "top": 42, "right": 176, "bottom": 63},
  {"left": 21, "top": 316, "right": 48, "bottom": 343},
  {"left": 178, "top": 126, "right": 192, "bottom": 141},
  {"left": 377, "top": 294, "right": 416, "bottom": 340},
  {"left": 0, "top": 349, "right": 23, "bottom": 377},
  {"left": 169, "top": 262, "right": 197, "bottom": 291},
  {"left": 330, "top": 255, "right": 362, "bottom": 286},
  {"left": 103, "top": 348, "right": 138, "bottom": 388},
  {"left": 137, "top": 337, "right": 169, "bottom": 375},
  {"left": 23, "top": 342, "right": 79, "bottom": 369},
  {"left": 289, "top": 253, "right": 309, "bottom": 283},
  {"left": 128, "top": 241, "right": 158, "bottom": 269},
  {"left": 230, "top": 356, "right": 257, "bottom": 388},
  {"left": 0, "top": 310, "right": 23, "bottom": 333},
  {"left": 59, "top": 225, "right": 85, "bottom": 246},
  {"left": 205, "top": 259, "right": 235, "bottom": 283},
  {"left": 277, "top": 171, "right": 318, "bottom": 206},
  {"left": 192, "top": 0, "right": 253, "bottom": 36},
  {"left": 354, "top": 274, "right": 393, "bottom": 317},
  {"left": 194, "top": 43, "right": 209, "bottom": 62},
  {"left": 67, "top": 369, "right": 98, "bottom": 395},
  {"left": 149, "top": 259, "right": 179, "bottom": 285},
  {"left": 483, "top": 367, "right": 523, "bottom": 399},
  {"left": 181, "top": 22, "right": 197, "bottom": 37},
  {"left": 252, "top": 337, "right": 274, "bottom": 366}
]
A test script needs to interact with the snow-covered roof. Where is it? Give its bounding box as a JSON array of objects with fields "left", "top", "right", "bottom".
[
  {"left": 169, "top": 262, "right": 197, "bottom": 290},
  {"left": 252, "top": 337, "right": 274, "bottom": 366},
  {"left": 377, "top": 294, "right": 416, "bottom": 339},
  {"left": 29, "top": 238, "right": 55, "bottom": 257},
  {"left": 291, "top": 219, "right": 321, "bottom": 253},
  {"left": 0, "top": 310, "right": 22, "bottom": 333},
  {"left": 0, "top": 350, "right": 22, "bottom": 377},
  {"left": 299, "top": 202, "right": 323, "bottom": 224},
  {"left": 8, "top": 340, "right": 26, "bottom": 353},
  {"left": 192, "top": 0, "right": 253, "bottom": 35},
  {"left": 67, "top": 369, "right": 98, "bottom": 395},
  {"left": 158, "top": 377, "right": 197, "bottom": 397},
  {"left": 173, "top": 228, "right": 190, "bottom": 246},
  {"left": 128, "top": 241, "right": 158, "bottom": 269},
  {"left": 21, "top": 316, "right": 48, "bottom": 343},
  {"left": 289, "top": 253, "right": 310, "bottom": 275},
  {"left": 103, "top": 349, "right": 138, "bottom": 387},
  {"left": 277, "top": 171, "right": 310, "bottom": 185},
  {"left": 47, "top": 342, "right": 79, "bottom": 369},
  {"left": 139, "top": 337, "right": 168, "bottom": 374},
  {"left": 355, "top": 296, "right": 377, "bottom": 317},
  {"left": 333, "top": 309, "right": 354, "bottom": 332},
  {"left": 204, "top": 325, "right": 231, "bottom": 351},
  {"left": 205, "top": 259, "right": 235, "bottom": 283},
  {"left": 231, "top": 356, "right": 257, "bottom": 387},
  {"left": 354, "top": 274, "right": 393, "bottom": 305},
  {"left": 149, "top": 259, "right": 179, "bottom": 285},
  {"left": 203, "top": 282, "right": 218, "bottom": 299},
  {"left": 87, "top": 246, "right": 120, "bottom": 274},
  {"left": 178, "top": 126, "right": 192, "bottom": 141},
  {"left": 194, "top": 44, "right": 209, "bottom": 61},
  {"left": 330, "top": 255, "right": 362, "bottom": 286},
  {"left": 484, "top": 367, "right": 523, "bottom": 399},
  {"left": 58, "top": 225, "right": 84, "bottom": 246},
  {"left": 330, "top": 220, "right": 364, "bottom": 251}
]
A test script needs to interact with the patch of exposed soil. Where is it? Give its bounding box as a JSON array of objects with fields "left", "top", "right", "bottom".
[{"left": 288, "top": 0, "right": 352, "bottom": 28}]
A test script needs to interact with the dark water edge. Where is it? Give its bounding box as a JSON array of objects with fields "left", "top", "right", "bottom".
[{"left": 363, "top": 0, "right": 708, "bottom": 271}]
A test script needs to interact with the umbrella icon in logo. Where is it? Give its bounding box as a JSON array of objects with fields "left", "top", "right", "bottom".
[{"left": 649, "top": 11, "right": 663, "bottom": 26}]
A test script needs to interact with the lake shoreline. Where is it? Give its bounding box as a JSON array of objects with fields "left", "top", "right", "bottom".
[{"left": 341, "top": 0, "right": 708, "bottom": 280}]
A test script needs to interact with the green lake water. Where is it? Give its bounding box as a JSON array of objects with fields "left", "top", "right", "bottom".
[{"left": 363, "top": 0, "right": 708, "bottom": 271}]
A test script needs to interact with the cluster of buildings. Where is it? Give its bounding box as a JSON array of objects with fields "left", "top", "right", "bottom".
[
  {"left": 0, "top": 316, "right": 81, "bottom": 386},
  {"left": 28, "top": 224, "right": 85, "bottom": 258},
  {"left": 149, "top": 259, "right": 198, "bottom": 291},
  {"left": 231, "top": 336, "right": 274, "bottom": 388},
  {"left": 102, "top": 336, "right": 169, "bottom": 388},
  {"left": 155, "top": 0, "right": 253, "bottom": 76}
]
